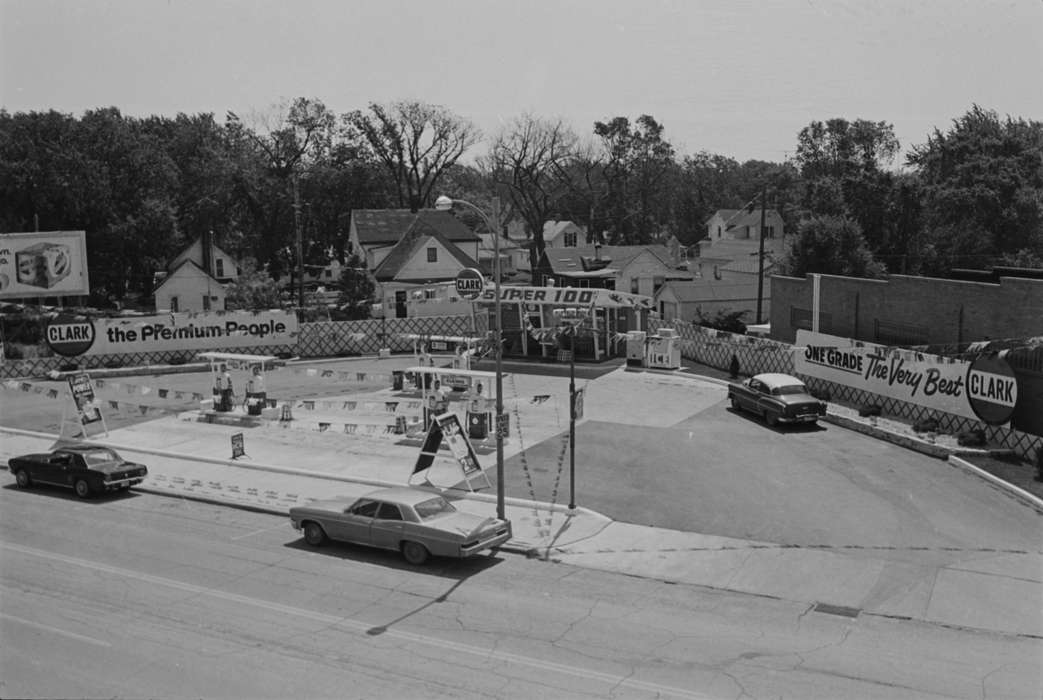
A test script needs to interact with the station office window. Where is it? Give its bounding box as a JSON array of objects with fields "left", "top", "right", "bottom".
[{"left": 427, "top": 247, "right": 437, "bottom": 263}]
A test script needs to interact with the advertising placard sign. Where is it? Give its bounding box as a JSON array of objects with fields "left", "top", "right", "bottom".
[
  {"left": 67, "top": 372, "right": 102, "bottom": 424},
  {"left": 794, "top": 330, "right": 1018, "bottom": 425},
  {"left": 435, "top": 412, "right": 482, "bottom": 475},
  {"left": 0, "top": 231, "right": 90, "bottom": 299},
  {"left": 45, "top": 310, "right": 299, "bottom": 357}
]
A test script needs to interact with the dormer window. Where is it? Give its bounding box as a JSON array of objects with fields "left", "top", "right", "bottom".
[
  {"left": 427, "top": 247, "right": 437, "bottom": 263},
  {"left": 563, "top": 231, "right": 577, "bottom": 247}
]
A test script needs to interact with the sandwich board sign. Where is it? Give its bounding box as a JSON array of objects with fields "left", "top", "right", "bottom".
[
  {"left": 410, "top": 412, "right": 491, "bottom": 492},
  {"left": 60, "top": 372, "right": 108, "bottom": 439}
]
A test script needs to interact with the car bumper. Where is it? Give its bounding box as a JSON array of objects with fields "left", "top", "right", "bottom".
[
  {"left": 460, "top": 522, "right": 513, "bottom": 557},
  {"left": 101, "top": 477, "right": 146, "bottom": 490}
]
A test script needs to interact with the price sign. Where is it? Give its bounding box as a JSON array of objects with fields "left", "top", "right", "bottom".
[{"left": 495, "top": 412, "right": 510, "bottom": 438}]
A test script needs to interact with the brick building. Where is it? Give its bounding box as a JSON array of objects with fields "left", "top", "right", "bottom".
[{"left": 770, "top": 271, "right": 1043, "bottom": 346}]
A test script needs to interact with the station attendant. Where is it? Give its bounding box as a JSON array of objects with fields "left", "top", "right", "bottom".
[{"left": 216, "top": 363, "right": 235, "bottom": 412}]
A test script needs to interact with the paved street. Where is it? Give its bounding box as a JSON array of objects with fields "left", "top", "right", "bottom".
[{"left": 2, "top": 355, "right": 1042, "bottom": 697}]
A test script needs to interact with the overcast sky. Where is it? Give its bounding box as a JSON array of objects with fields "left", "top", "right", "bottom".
[{"left": 2, "top": 0, "right": 1041, "bottom": 166}]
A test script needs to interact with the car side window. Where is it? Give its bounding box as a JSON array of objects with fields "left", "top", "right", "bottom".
[
  {"left": 749, "top": 380, "right": 763, "bottom": 393},
  {"left": 352, "top": 500, "right": 380, "bottom": 517},
  {"left": 376, "top": 503, "right": 403, "bottom": 521}
]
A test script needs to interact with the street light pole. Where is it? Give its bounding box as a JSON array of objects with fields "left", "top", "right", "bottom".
[
  {"left": 569, "top": 325, "right": 576, "bottom": 510},
  {"left": 434, "top": 195, "right": 505, "bottom": 521}
]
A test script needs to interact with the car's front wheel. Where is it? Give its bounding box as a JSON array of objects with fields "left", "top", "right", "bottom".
[
  {"left": 14, "top": 470, "right": 31, "bottom": 488},
  {"left": 302, "top": 522, "right": 327, "bottom": 546},
  {"left": 765, "top": 410, "right": 780, "bottom": 427},
  {"left": 401, "top": 541, "right": 430, "bottom": 566},
  {"left": 74, "top": 479, "right": 93, "bottom": 499}
]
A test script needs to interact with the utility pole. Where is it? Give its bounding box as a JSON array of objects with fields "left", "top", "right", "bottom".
[
  {"left": 293, "top": 175, "right": 304, "bottom": 307},
  {"left": 755, "top": 185, "right": 767, "bottom": 325}
]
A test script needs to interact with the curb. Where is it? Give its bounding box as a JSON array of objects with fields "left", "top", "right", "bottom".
[{"left": 947, "top": 455, "right": 1043, "bottom": 511}]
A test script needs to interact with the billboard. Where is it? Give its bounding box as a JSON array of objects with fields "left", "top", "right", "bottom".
[
  {"left": 0, "top": 231, "right": 90, "bottom": 299},
  {"left": 794, "top": 330, "right": 1018, "bottom": 426},
  {"left": 45, "top": 310, "right": 299, "bottom": 357}
]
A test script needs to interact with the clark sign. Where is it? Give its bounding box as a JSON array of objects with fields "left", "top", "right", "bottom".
[
  {"left": 794, "top": 330, "right": 1017, "bottom": 426},
  {"left": 46, "top": 310, "right": 299, "bottom": 358}
]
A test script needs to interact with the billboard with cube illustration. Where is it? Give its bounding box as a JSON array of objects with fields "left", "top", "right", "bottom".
[{"left": 0, "top": 231, "right": 90, "bottom": 299}]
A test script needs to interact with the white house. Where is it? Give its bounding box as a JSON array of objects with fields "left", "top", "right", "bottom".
[
  {"left": 154, "top": 233, "right": 239, "bottom": 312},
  {"left": 542, "top": 220, "right": 586, "bottom": 249}
]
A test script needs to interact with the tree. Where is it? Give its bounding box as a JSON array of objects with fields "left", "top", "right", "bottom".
[
  {"left": 225, "top": 98, "right": 339, "bottom": 280},
  {"left": 906, "top": 105, "right": 1043, "bottom": 270},
  {"left": 484, "top": 114, "right": 579, "bottom": 270},
  {"left": 593, "top": 115, "right": 677, "bottom": 245},
  {"left": 336, "top": 253, "right": 375, "bottom": 319},
  {"left": 779, "top": 215, "right": 887, "bottom": 279},
  {"left": 347, "top": 100, "right": 480, "bottom": 210},
  {"left": 223, "top": 259, "right": 283, "bottom": 310},
  {"left": 794, "top": 118, "right": 900, "bottom": 254}
]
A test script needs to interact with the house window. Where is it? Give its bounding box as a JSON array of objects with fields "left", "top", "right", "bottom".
[
  {"left": 717, "top": 226, "right": 721, "bottom": 238},
  {"left": 170, "top": 296, "right": 179, "bottom": 312},
  {"left": 653, "top": 276, "right": 665, "bottom": 296},
  {"left": 202, "top": 294, "right": 211, "bottom": 311},
  {"left": 631, "top": 278, "right": 639, "bottom": 294},
  {"left": 764, "top": 225, "right": 775, "bottom": 239},
  {"left": 564, "top": 231, "right": 577, "bottom": 247},
  {"left": 215, "top": 259, "right": 225, "bottom": 277},
  {"left": 427, "top": 247, "right": 437, "bottom": 263}
]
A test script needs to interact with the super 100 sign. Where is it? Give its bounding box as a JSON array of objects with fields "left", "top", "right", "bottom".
[{"left": 795, "top": 331, "right": 1018, "bottom": 426}]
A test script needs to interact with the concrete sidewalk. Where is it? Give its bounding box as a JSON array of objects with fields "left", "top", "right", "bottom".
[{"left": 2, "top": 362, "right": 1041, "bottom": 639}]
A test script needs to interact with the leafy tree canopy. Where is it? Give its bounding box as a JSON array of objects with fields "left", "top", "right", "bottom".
[{"left": 779, "top": 214, "right": 887, "bottom": 279}]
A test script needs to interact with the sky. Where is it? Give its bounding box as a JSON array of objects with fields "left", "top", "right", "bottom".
[{"left": 2, "top": 0, "right": 1041, "bottom": 166}]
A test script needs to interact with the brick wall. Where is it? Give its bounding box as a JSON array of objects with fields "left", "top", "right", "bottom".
[{"left": 771, "top": 274, "right": 1043, "bottom": 345}]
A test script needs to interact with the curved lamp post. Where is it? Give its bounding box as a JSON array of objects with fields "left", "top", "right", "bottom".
[{"left": 434, "top": 195, "right": 505, "bottom": 520}]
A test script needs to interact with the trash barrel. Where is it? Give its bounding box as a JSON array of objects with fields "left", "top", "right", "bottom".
[{"left": 392, "top": 370, "right": 404, "bottom": 391}]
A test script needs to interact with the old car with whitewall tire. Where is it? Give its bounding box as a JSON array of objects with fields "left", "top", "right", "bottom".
[
  {"left": 727, "top": 373, "right": 827, "bottom": 427},
  {"left": 290, "top": 486, "right": 513, "bottom": 566},
  {"left": 8, "top": 444, "right": 148, "bottom": 498}
]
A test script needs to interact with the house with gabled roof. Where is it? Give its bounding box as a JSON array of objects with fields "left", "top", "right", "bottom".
[
  {"left": 348, "top": 209, "right": 483, "bottom": 318},
  {"left": 153, "top": 232, "right": 239, "bottom": 312},
  {"left": 654, "top": 254, "right": 778, "bottom": 325},
  {"left": 542, "top": 220, "right": 587, "bottom": 249},
  {"left": 533, "top": 243, "right": 693, "bottom": 297}
]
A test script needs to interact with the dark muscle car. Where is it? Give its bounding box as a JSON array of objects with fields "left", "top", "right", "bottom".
[
  {"left": 8, "top": 444, "right": 148, "bottom": 498},
  {"left": 290, "top": 486, "right": 513, "bottom": 565},
  {"left": 727, "top": 373, "right": 827, "bottom": 427}
]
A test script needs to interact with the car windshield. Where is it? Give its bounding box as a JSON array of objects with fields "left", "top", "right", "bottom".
[
  {"left": 774, "top": 384, "right": 808, "bottom": 396},
  {"left": 414, "top": 496, "right": 457, "bottom": 520},
  {"left": 80, "top": 448, "right": 119, "bottom": 465}
]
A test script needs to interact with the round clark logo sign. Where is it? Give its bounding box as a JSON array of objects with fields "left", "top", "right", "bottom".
[
  {"left": 965, "top": 355, "right": 1018, "bottom": 425},
  {"left": 455, "top": 267, "right": 485, "bottom": 300},
  {"left": 46, "top": 315, "right": 96, "bottom": 357}
]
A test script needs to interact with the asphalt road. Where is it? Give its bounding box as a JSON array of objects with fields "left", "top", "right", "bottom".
[
  {"left": 2, "top": 490, "right": 1038, "bottom": 699},
  {"left": 501, "top": 384, "right": 1042, "bottom": 554}
]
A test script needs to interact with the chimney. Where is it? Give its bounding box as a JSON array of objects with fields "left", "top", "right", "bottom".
[{"left": 202, "top": 230, "right": 214, "bottom": 275}]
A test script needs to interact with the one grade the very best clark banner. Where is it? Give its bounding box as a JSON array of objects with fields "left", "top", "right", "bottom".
[
  {"left": 794, "top": 330, "right": 1019, "bottom": 426},
  {"left": 45, "top": 310, "right": 299, "bottom": 357}
]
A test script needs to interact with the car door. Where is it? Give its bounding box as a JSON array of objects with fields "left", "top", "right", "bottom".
[
  {"left": 751, "top": 380, "right": 775, "bottom": 415},
  {"left": 739, "top": 379, "right": 763, "bottom": 412},
  {"left": 369, "top": 502, "right": 406, "bottom": 551},
  {"left": 39, "top": 452, "right": 73, "bottom": 486},
  {"left": 333, "top": 498, "right": 379, "bottom": 544}
]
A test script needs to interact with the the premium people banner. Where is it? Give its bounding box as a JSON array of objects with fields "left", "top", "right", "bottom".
[{"left": 46, "top": 310, "right": 299, "bottom": 358}]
